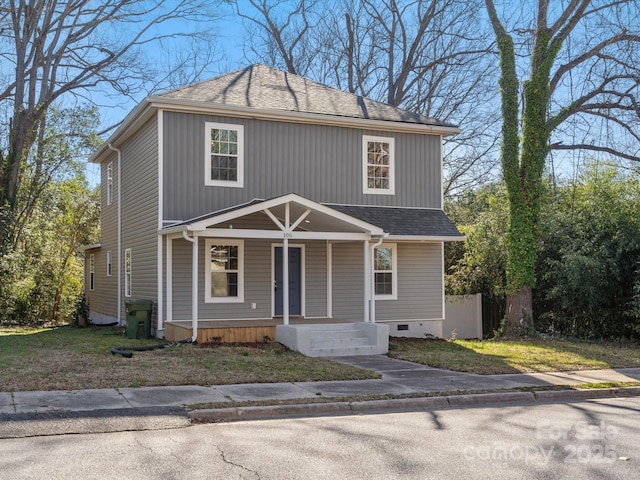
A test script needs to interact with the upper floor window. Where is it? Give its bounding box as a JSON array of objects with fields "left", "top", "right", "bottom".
[
  {"left": 374, "top": 243, "right": 397, "bottom": 300},
  {"left": 205, "top": 122, "right": 244, "bottom": 188},
  {"left": 205, "top": 239, "right": 244, "bottom": 303},
  {"left": 106, "top": 162, "right": 113, "bottom": 205},
  {"left": 363, "top": 135, "right": 395, "bottom": 195}
]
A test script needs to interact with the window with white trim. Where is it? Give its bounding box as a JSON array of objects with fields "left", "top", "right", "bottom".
[
  {"left": 205, "top": 239, "right": 244, "bottom": 303},
  {"left": 205, "top": 122, "right": 244, "bottom": 187},
  {"left": 124, "top": 248, "right": 132, "bottom": 297},
  {"left": 106, "top": 162, "right": 113, "bottom": 205},
  {"left": 363, "top": 135, "right": 395, "bottom": 195},
  {"left": 89, "top": 254, "right": 95, "bottom": 291},
  {"left": 374, "top": 243, "right": 397, "bottom": 300},
  {"left": 106, "top": 251, "right": 112, "bottom": 277}
]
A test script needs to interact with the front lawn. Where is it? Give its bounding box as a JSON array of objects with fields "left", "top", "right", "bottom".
[
  {"left": 388, "top": 337, "right": 640, "bottom": 374},
  {"left": 0, "top": 326, "right": 378, "bottom": 392}
]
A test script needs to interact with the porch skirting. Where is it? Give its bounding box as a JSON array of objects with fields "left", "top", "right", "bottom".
[{"left": 164, "top": 318, "right": 352, "bottom": 344}]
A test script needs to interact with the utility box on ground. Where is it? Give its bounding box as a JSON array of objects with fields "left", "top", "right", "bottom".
[{"left": 125, "top": 299, "right": 153, "bottom": 339}]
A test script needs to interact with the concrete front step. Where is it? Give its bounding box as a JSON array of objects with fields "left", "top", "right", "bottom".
[
  {"left": 276, "top": 322, "right": 390, "bottom": 357},
  {"left": 309, "top": 344, "right": 383, "bottom": 357},
  {"left": 310, "top": 328, "right": 361, "bottom": 336},
  {"left": 310, "top": 336, "right": 369, "bottom": 348}
]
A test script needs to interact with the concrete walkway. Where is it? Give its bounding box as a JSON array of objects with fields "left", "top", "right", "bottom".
[{"left": 2, "top": 356, "right": 640, "bottom": 418}]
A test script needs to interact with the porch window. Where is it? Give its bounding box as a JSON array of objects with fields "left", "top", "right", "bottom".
[
  {"left": 124, "top": 248, "right": 132, "bottom": 297},
  {"left": 205, "top": 239, "right": 244, "bottom": 303},
  {"left": 205, "top": 122, "right": 244, "bottom": 188},
  {"left": 363, "top": 135, "right": 395, "bottom": 195},
  {"left": 89, "top": 254, "right": 95, "bottom": 291},
  {"left": 374, "top": 243, "right": 397, "bottom": 300}
]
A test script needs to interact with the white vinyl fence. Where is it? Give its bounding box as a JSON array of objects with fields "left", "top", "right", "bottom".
[{"left": 444, "top": 294, "right": 483, "bottom": 339}]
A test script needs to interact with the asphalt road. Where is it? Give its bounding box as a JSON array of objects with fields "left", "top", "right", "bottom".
[{"left": 2, "top": 398, "right": 639, "bottom": 479}]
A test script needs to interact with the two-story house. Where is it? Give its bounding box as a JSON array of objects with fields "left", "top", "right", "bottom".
[{"left": 84, "top": 64, "right": 463, "bottom": 356}]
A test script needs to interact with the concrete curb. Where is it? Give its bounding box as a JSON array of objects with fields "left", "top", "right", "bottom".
[
  {"left": 189, "top": 402, "right": 353, "bottom": 423},
  {"left": 188, "top": 387, "right": 640, "bottom": 423}
]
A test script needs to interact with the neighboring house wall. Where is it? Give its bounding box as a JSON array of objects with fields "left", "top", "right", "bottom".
[
  {"left": 120, "top": 116, "right": 159, "bottom": 323},
  {"left": 162, "top": 111, "right": 443, "bottom": 222}
]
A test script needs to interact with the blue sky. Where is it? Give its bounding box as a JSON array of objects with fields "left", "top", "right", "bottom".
[{"left": 85, "top": 1, "right": 252, "bottom": 182}]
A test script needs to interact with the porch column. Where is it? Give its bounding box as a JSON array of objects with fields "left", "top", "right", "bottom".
[
  {"left": 182, "top": 231, "right": 198, "bottom": 342},
  {"left": 166, "top": 236, "right": 173, "bottom": 324},
  {"left": 364, "top": 240, "right": 370, "bottom": 322},
  {"left": 283, "top": 203, "right": 290, "bottom": 325},
  {"left": 370, "top": 236, "right": 386, "bottom": 324},
  {"left": 192, "top": 236, "right": 199, "bottom": 341}
]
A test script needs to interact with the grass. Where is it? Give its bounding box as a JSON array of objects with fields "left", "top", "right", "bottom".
[
  {"left": 3, "top": 327, "right": 639, "bottom": 392},
  {"left": 0, "top": 326, "right": 378, "bottom": 392},
  {"left": 388, "top": 337, "right": 640, "bottom": 374}
]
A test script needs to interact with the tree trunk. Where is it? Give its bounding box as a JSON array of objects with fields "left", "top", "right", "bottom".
[{"left": 505, "top": 285, "right": 533, "bottom": 334}]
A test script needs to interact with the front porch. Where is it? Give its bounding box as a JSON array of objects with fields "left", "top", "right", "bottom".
[
  {"left": 164, "top": 317, "right": 353, "bottom": 343},
  {"left": 164, "top": 318, "right": 389, "bottom": 356},
  {"left": 161, "top": 194, "right": 390, "bottom": 353}
]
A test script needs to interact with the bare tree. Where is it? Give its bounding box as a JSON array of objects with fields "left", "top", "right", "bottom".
[
  {"left": 236, "top": 0, "right": 500, "bottom": 196},
  {"left": 0, "top": 0, "right": 220, "bottom": 253},
  {"left": 485, "top": 0, "right": 640, "bottom": 332},
  {"left": 236, "top": 0, "right": 322, "bottom": 77}
]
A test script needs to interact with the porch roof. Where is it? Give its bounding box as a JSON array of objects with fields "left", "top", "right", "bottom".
[
  {"left": 327, "top": 204, "right": 464, "bottom": 240},
  {"left": 161, "top": 194, "right": 464, "bottom": 241},
  {"left": 160, "top": 193, "right": 386, "bottom": 239}
]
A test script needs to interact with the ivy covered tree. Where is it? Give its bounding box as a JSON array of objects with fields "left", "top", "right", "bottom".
[{"left": 485, "top": 0, "right": 640, "bottom": 333}]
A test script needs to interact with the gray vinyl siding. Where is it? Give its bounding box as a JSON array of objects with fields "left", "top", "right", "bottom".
[
  {"left": 163, "top": 111, "right": 442, "bottom": 222},
  {"left": 120, "top": 117, "right": 159, "bottom": 321},
  {"left": 85, "top": 152, "right": 119, "bottom": 320},
  {"left": 170, "top": 238, "right": 327, "bottom": 320},
  {"left": 303, "top": 241, "right": 327, "bottom": 317},
  {"left": 330, "top": 241, "right": 443, "bottom": 322},
  {"left": 376, "top": 242, "right": 444, "bottom": 321},
  {"left": 332, "top": 242, "right": 366, "bottom": 321},
  {"left": 172, "top": 238, "right": 272, "bottom": 320},
  {"left": 171, "top": 238, "right": 198, "bottom": 320}
]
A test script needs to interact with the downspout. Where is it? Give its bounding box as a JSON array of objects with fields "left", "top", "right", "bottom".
[
  {"left": 369, "top": 233, "right": 388, "bottom": 323},
  {"left": 182, "top": 230, "right": 198, "bottom": 342},
  {"left": 107, "top": 144, "right": 122, "bottom": 325}
]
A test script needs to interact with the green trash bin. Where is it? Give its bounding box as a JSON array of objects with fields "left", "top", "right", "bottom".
[{"left": 125, "top": 299, "right": 153, "bottom": 339}]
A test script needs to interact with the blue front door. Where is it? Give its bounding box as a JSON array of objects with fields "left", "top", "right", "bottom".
[{"left": 275, "top": 247, "right": 302, "bottom": 316}]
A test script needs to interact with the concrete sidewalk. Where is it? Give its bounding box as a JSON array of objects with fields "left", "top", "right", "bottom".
[{"left": 2, "top": 356, "right": 640, "bottom": 419}]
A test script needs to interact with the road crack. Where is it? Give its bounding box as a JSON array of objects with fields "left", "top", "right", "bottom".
[{"left": 216, "top": 445, "right": 260, "bottom": 479}]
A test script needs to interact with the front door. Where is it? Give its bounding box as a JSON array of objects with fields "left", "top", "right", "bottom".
[{"left": 274, "top": 247, "right": 302, "bottom": 316}]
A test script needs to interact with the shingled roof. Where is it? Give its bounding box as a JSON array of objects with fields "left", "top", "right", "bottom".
[
  {"left": 328, "top": 204, "right": 463, "bottom": 238},
  {"left": 153, "top": 64, "right": 456, "bottom": 128},
  {"left": 163, "top": 194, "right": 463, "bottom": 240}
]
